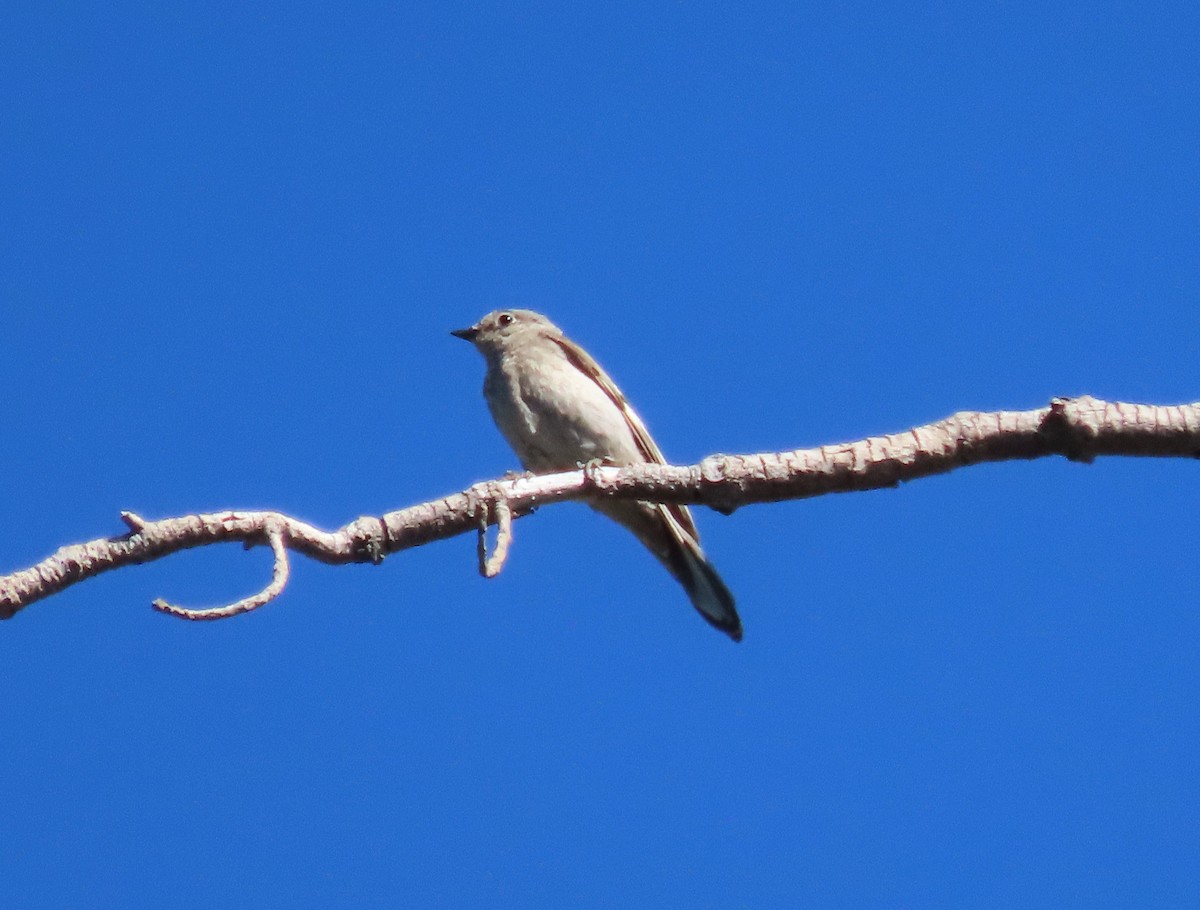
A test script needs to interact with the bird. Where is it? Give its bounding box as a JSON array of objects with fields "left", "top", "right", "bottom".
[{"left": 452, "top": 309, "right": 742, "bottom": 641}]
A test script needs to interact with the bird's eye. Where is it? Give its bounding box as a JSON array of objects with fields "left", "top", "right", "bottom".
[{"left": 497, "top": 312, "right": 515, "bottom": 327}]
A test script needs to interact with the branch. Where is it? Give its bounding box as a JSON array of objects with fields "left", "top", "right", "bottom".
[
  {"left": 2, "top": 395, "right": 1195, "bottom": 620},
  {"left": 151, "top": 520, "right": 291, "bottom": 620}
]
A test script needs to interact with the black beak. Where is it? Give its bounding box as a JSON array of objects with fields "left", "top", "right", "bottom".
[{"left": 450, "top": 325, "right": 479, "bottom": 341}]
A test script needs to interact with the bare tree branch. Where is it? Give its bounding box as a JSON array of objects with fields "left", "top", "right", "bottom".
[
  {"left": 2, "top": 395, "right": 1195, "bottom": 621},
  {"left": 151, "top": 520, "right": 291, "bottom": 620},
  {"left": 474, "top": 487, "right": 515, "bottom": 579}
]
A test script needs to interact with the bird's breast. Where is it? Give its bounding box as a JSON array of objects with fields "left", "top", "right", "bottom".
[{"left": 483, "top": 349, "right": 642, "bottom": 472}]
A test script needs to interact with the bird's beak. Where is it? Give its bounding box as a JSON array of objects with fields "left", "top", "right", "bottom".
[{"left": 450, "top": 324, "right": 479, "bottom": 341}]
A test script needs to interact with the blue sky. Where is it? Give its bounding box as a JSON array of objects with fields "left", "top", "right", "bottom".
[{"left": 3, "top": 2, "right": 1198, "bottom": 906}]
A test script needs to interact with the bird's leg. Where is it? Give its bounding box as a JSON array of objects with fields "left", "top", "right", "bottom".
[{"left": 579, "top": 456, "right": 620, "bottom": 492}]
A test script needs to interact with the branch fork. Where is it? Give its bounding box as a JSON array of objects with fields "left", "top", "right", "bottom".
[
  {"left": 472, "top": 485, "right": 514, "bottom": 579},
  {"left": 151, "top": 520, "right": 291, "bottom": 620}
]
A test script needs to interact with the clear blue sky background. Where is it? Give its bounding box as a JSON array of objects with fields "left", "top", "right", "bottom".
[{"left": 3, "top": 3, "right": 1198, "bottom": 907}]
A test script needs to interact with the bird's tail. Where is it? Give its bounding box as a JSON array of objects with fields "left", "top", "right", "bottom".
[
  {"left": 659, "top": 507, "right": 743, "bottom": 642},
  {"left": 591, "top": 499, "right": 743, "bottom": 642}
]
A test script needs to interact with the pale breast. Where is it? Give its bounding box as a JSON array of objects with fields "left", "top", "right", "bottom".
[{"left": 484, "top": 344, "right": 644, "bottom": 472}]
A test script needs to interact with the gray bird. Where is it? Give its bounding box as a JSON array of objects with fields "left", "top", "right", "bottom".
[{"left": 452, "top": 309, "right": 742, "bottom": 641}]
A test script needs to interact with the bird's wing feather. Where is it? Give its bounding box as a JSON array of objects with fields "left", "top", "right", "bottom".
[{"left": 548, "top": 333, "right": 701, "bottom": 542}]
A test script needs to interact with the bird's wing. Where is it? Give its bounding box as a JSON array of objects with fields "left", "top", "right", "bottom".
[{"left": 548, "top": 333, "right": 701, "bottom": 543}]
